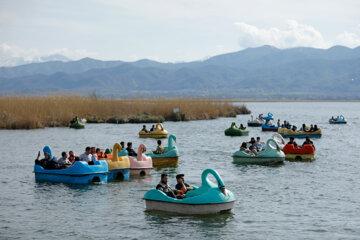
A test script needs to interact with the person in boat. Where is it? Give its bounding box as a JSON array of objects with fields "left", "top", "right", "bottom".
[
  {"left": 239, "top": 124, "right": 246, "bottom": 130},
  {"left": 153, "top": 140, "right": 165, "bottom": 154},
  {"left": 156, "top": 173, "right": 182, "bottom": 199},
  {"left": 175, "top": 174, "right": 194, "bottom": 195},
  {"left": 256, "top": 137, "right": 264, "bottom": 150},
  {"left": 302, "top": 136, "right": 315, "bottom": 150},
  {"left": 312, "top": 124, "right": 319, "bottom": 132},
  {"left": 95, "top": 148, "right": 102, "bottom": 159},
  {"left": 35, "top": 148, "right": 58, "bottom": 170},
  {"left": 300, "top": 124, "right": 308, "bottom": 132},
  {"left": 57, "top": 152, "right": 71, "bottom": 168},
  {"left": 287, "top": 137, "right": 298, "bottom": 148},
  {"left": 68, "top": 152, "right": 75, "bottom": 164},
  {"left": 150, "top": 125, "right": 155, "bottom": 132},
  {"left": 309, "top": 124, "right": 314, "bottom": 132},
  {"left": 79, "top": 147, "right": 92, "bottom": 163},
  {"left": 277, "top": 119, "right": 281, "bottom": 127},
  {"left": 240, "top": 142, "right": 252, "bottom": 154},
  {"left": 126, "top": 142, "right": 137, "bottom": 156},
  {"left": 249, "top": 140, "right": 258, "bottom": 155},
  {"left": 141, "top": 125, "right": 149, "bottom": 133},
  {"left": 292, "top": 125, "right": 297, "bottom": 132},
  {"left": 89, "top": 147, "right": 98, "bottom": 165}
]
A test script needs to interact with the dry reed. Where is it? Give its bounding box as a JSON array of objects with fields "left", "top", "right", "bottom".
[{"left": 0, "top": 96, "right": 250, "bottom": 129}]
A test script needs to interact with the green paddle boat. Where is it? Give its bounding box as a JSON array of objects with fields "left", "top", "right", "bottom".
[
  {"left": 69, "top": 120, "right": 85, "bottom": 129},
  {"left": 225, "top": 122, "right": 249, "bottom": 136},
  {"left": 232, "top": 138, "right": 285, "bottom": 165}
]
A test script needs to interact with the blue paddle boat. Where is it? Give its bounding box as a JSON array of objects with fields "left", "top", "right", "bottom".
[
  {"left": 261, "top": 123, "right": 279, "bottom": 132},
  {"left": 144, "top": 169, "right": 235, "bottom": 214},
  {"left": 329, "top": 115, "right": 347, "bottom": 124}
]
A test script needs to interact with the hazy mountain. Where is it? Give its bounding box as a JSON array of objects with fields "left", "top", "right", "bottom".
[
  {"left": 0, "top": 45, "right": 359, "bottom": 99},
  {"left": 0, "top": 54, "right": 71, "bottom": 67}
]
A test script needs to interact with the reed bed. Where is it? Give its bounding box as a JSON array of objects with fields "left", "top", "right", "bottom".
[{"left": 0, "top": 96, "right": 250, "bottom": 129}]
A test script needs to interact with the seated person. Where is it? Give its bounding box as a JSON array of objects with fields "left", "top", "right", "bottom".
[
  {"left": 79, "top": 147, "right": 92, "bottom": 163},
  {"left": 153, "top": 140, "right": 164, "bottom": 154},
  {"left": 292, "top": 125, "right": 297, "bottom": 132},
  {"left": 302, "top": 136, "right": 315, "bottom": 150},
  {"left": 309, "top": 124, "right": 314, "bottom": 132},
  {"left": 57, "top": 151, "right": 71, "bottom": 167},
  {"left": 141, "top": 125, "right": 148, "bottom": 133},
  {"left": 156, "top": 173, "right": 182, "bottom": 199},
  {"left": 68, "top": 152, "right": 75, "bottom": 164},
  {"left": 249, "top": 141, "right": 258, "bottom": 155},
  {"left": 287, "top": 137, "right": 298, "bottom": 147},
  {"left": 150, "top": 125, "right": 155, "bottom": 132},
  {"left": 312, "top": 124, "right": 319, "bottom": 132},
  {"left": 300, "top": 124, "right": 308, "bottom": 132},
  {"left": 256, "top": 137, "right": 264, "bottom": 150},
  {"left": 35, "top": 148, "right": 58, "bottom": 170},
  {"left": 175, "top": 174, "right": 194, "bottom": 195},
  {"left": 126, "top": 142, "right": 137, "bottom": 156},
  {"left": 239, "top": 124, "right": 246, "bottom": 130}
]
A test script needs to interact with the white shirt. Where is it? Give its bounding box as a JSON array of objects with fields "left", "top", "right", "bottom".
[
  {"left": 91, "top": 154, "right": 98, "bottom": 162},
  {"left": 57, "top": 157, "right": 71, "bottom": 166},
  {"left": 79, "top": 153, "right": 91, "bottom": 163}
]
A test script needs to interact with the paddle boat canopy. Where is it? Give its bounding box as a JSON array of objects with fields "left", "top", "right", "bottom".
[
  {"left": 144, "top": 168, "right": 235, "bottom": 214},
  {"left": 225, "top": 122, "right": 249, "bottom": 136},
  {"left": 146, "top": 134, "right": 179, "bottom": 167},
  {"left": 329, "top": 115, "right": 347, "bottom": 124},
  {"left": 232, "top": 138, "right": 285, "bottom": 164},
  {"left": 99, "top": 143, "right": 130, "bottom": 181},
  {"left": 139, "top": 123, "right": 168, "bottom": 139},
  {"left": 283, "top": 144, "right": 315, "bottom": 161},
  {"left": 128, "top": 144, "right": 153, "bottom": 176}
]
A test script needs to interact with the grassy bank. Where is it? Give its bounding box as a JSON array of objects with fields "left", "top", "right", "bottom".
[{"left": 0, "top": 96, "right": 250, "bottom": 129}]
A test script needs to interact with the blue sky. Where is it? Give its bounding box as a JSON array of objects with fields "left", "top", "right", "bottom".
[{"left": 0, "top": 0, "right": 359, "bottom": 64}]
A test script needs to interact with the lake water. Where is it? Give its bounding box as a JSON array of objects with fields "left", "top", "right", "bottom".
[{"left": 1, "top": 102, "right": 360, "bottom": 239}]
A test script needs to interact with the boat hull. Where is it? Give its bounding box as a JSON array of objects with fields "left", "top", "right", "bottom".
[
  {"left": 329, "top": 121, "right": 346, "bottom": 124},
  {"left": 139, "top": 133, "right": 168, "bottom": 139},
  {"left": 34, "top": 172, "right": 107, "bottom": 184},
  {"left": 152, "top": 157, "right": 178, "bottom": 167},
  {"left": 247, "top": 122, "right": 262, "bottom": 127},
  {"left": 285, "top": 154, "right": 315, "bottom": 161},
  {"left": 130, "top": 168, "right": 152, "bottom": 176},
  {"left": 107, "top": 168, "right": 130, "bottom": 181},
  {"left": 145, "top": 200, "right": 235, "bottom": 214},
  {"left": 233, "top": 156, "right": 284, "bottom": 165}
]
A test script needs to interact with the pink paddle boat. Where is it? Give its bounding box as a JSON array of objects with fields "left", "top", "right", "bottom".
[{"left": 128, "top": 144, "right": 153, "bottom": 176}]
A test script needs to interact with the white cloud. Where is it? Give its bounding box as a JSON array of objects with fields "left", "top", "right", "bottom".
[
  {"left": 234, "top": 20, "right": 330, "bottom": 49},
  {"left": 334, "top": 32, "right": 360, "bottom": 48},
  {"left": 0, "top": 43, "right": 96, "bottom": 66}
]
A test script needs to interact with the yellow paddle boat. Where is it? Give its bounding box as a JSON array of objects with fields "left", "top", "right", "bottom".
[
  {"left": 139, "top": 123, "right": 168, "bottom": 139},
  {"left": 100, "top": 143, "right": 130, "bottom": 181}
]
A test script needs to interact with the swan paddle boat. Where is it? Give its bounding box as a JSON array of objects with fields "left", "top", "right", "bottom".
[
  {"left": 34, "top": 146, "right": 108, "bottom": 184},
  {"left": 247, "top": 114, "right": 263, "bottom": 127},
  {"left": 139, "top": 123, "right": 168, "bottom": 139},
  {"left": 329, "top": 115, "right": 347, "bottom": 124},
  {"left": 272, "top": 133, "right": 285, "bottom": 149},
  {"left": 261, "top": 123, "right": 279, "bottom": 132},
  {"left": 146, "top": 134, "right": 179, "bottom": 167},
  {"left": 283, "top": 144, "right": 315, "bottom": 161},
  {"left": 128, "top": 144, "right": 153, "bottom": 176},
  {"left": 225, "top": 122, "right": 249, "bottom": 136},
  {"left": 144, "top": 169, "right": 235, "bottom": 214},
  {"left": 69, "top": 119, "right": 85, "bottom": 129},
  {"left": 232, "top": 139, "right": 285, "bottom": 164},
  {"left": 280, "top": 128, "right": 322, "bottom": 138},
  {"left": 99, "top": 143, "right": 130, "bottom": 181}
]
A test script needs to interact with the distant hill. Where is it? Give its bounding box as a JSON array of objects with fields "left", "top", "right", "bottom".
[
  {"left": 0, "top": 45, "right": 359, "bottom": 99},
  {"left": 0, "top": 54, "right": 71, "bottom": 68}
]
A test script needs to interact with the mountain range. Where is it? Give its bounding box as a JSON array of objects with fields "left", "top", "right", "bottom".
[{"left": 0, "top": 45, "right": 359, "bottom": 99}]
